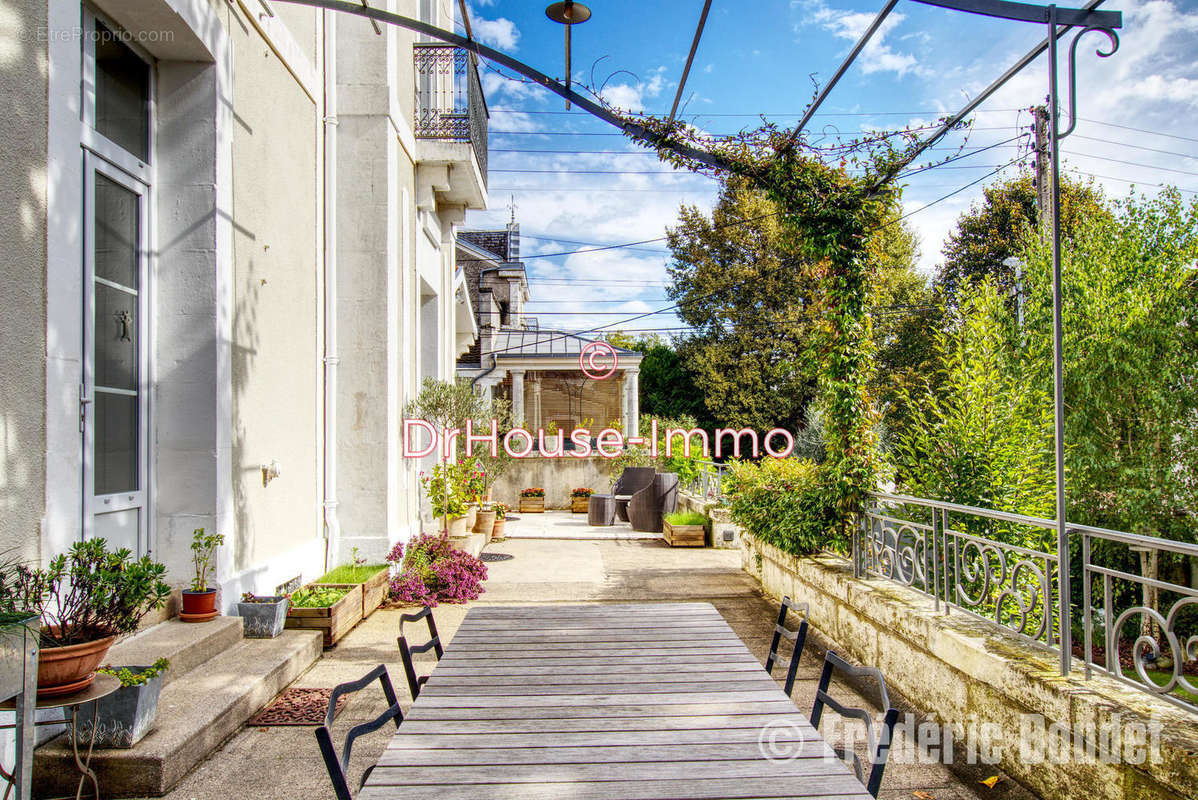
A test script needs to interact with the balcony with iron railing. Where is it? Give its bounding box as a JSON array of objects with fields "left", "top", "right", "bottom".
[{"left": 413, "top": 42, "right": 488, "bottom": 199}]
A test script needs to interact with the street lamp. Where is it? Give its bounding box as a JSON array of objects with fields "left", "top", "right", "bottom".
[{"left": 545, "top": 1, "right": 592, "bottom": 109}]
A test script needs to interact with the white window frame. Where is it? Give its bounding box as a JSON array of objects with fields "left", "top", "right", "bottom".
[{"left": 80, "top": 7, "right": 156, "bottom": 555}]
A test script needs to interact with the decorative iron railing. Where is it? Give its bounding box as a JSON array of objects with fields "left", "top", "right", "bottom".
[
  {"left": 413, "top": 43, "right": 488, "bottom": 185},
  {"left": 684, "top": 460, "right": 730, "bottom": 502},
  {"left": 858, "top": 492, "right": 1198, "bottom": 714}
]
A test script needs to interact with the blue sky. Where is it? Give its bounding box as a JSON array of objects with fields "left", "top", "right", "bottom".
[{"left": 459, "top": 0, "right": 1198, "bottom": 337}]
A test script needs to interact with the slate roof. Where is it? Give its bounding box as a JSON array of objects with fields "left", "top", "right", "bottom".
[{"left": 490, "top": 328, "right": 641, "bottom": 359}]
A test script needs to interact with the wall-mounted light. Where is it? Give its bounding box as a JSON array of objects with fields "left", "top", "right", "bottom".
[{"left": 262, "top": 459, "right": 282, "bottom": 487}]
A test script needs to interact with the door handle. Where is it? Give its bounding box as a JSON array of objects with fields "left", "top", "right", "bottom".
[{"left": 79, "top": 386, "right": 92, "bottom": 432}]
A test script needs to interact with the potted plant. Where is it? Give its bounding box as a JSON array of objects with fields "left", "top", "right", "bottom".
[
  {"left": 462, "top": 460, "right": 487, "bottom": 529},
  {"left": 236, "top": 593, "right": 290, "bottom": 638},
  {"left": 311, "top": 549, "right": 389, "bottom": 619},
  {"left": 181, "top": 528, "right": 224, "bottom": 622},
  {"left": 0, "top": 539, "right": 169, "bottom": 697},
  {"left": 570, "top": 487, "right": 593, "bottom": 513},
  {"left": 74, "top": 657, "right": 169, "bottom": 748},
  {"left": 386, "top": 534, "right": 487, "bottom": 607},
  {"left": 0, "top": 553, "right": 40, "bottom": 720},
  {"left": 285, "top": 584, "right": 363, "bottom": 647},
  {"left": 663, "top": 510, "right": 709, "bottom": 547},
  {"left": 491, "top": 503, "right": 509, "bottom": 540},
  {"left": 519, "top": 487, "right": 545, "bottom": 513},
  {"left": 421, "top": 463, "right": 469, "bottom": 536}
]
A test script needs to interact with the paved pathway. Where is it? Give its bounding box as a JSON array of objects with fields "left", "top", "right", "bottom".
[{"left": 158, "top": 524, "right": 1036, "bottom": 800}]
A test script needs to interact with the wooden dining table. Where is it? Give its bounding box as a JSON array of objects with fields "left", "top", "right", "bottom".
[{"left": 360, "top": 602, "right": 873, "bottom": 800}]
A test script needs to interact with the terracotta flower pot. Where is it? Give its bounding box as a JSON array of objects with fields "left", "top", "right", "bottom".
[
  {"left": 492, "top": 518, "right": 506, "bottom": 539},
  {"left": 181, "top": 589, "right": 218, "bottom": 623},
  {"left": 447, "top": 515, "right": 469, "bottom": 537},
  {"left": 473, "top": 509, "right": 496, "bottom": 538},
  {"left": 37, "top": 632, "right": 116, "bottom": 698}
]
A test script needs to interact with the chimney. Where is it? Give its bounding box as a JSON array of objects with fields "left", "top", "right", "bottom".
[{"left": 506, "top": 221, "right": 520, "bottom": 261}]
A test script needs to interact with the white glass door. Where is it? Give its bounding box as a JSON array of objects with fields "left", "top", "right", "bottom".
[{"left": 82, "top": 155, "right": 149, "bottom": 555}]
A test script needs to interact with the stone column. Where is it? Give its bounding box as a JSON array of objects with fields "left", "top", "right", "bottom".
[
  {"left": 625, "top": 367, "right": 640, "bottom": 438},
  {"left": 510, "top": 369, "right": 526, "bottom": 427}
]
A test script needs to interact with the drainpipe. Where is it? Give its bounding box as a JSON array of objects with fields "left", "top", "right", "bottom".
[{"left": 321, "top": 9, "right": 341, "bottom": 571}]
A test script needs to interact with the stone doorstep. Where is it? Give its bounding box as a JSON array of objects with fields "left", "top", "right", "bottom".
[
  {"left": 102, "top": 616, "right": 245, "bottom": 686},
  {"left": 34, "top": 629, "right": 323, "bottom": 797}
]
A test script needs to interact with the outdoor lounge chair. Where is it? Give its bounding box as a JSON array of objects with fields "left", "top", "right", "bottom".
[
  {"left": 810, "top": 650, "right": 900, "bottom": 798},
  {"left": 765, "top": 595, "right": 810, "bottom": 696},
  {"left": 315, "top": 664, "right": 403, "bottom": 800},
  {"left": 628, "top": 472, "right": 679, "bottom": 532},
  {"left": 612, "top": 466, "right": 655, "bottom": 521},
  {"left": 397, "top": 606, "right": 443, "bottom": 700}
]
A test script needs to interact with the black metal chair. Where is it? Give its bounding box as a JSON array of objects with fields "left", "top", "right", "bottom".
[
  {"left": 809, "top": 650, "right": 900, "bottom": 798},
  {"left": 398, "top": 606, "right": 444, "bottom": 700},
  {"left": 764, "top": 595, "right": 809, "bottom": 696},
  {"left": 315, "top": 664, "right": 403, "bottom": 800}
]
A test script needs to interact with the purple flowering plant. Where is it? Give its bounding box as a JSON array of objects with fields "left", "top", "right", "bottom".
[{"left": 385, "top": 533, "right": 486, "bottom": 607}]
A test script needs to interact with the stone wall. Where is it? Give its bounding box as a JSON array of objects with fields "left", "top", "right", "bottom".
[
  {"left": 490, "top": 456, "right": 613, "bottom": 509},
  {"left": 742, "top": 535, "right": 1198, "bottom": 800},
  {"left": 677, "top": 491, "right": 742, "bottom": 550}
]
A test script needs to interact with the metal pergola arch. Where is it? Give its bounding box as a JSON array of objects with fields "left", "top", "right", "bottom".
[{"left": 273, "top": 0, "right": 1123, "bottom": 675}]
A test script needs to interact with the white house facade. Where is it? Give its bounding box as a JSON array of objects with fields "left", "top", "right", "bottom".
[{"left": 0, "top": 0, "right": 486, "bottom": 611}]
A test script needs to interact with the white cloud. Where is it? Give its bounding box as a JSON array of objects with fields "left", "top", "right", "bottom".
[
  {"left": 472, "top": 15, "right": 520, "bottom": 50},
  {"left": 599, "top": 66, "right": 670, "bottom": 113},
  {"left": 794, "top": 0, "right": 928, "bottom": 79}
]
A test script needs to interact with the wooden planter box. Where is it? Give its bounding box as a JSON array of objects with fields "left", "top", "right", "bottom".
[
  {"left": 571, "top": 496, "right": 591, "bottom": 513},
  {"left": 285, "top": 583, "right": 363, "bottom": 647},
  {"left": 663, "top": 520, "right": 706, "bottom": 547},
  {"left": 359, "top": 568, "right": 389, "bottom": 617},
  {"left": 519, "top": 496, "right": 545, "bottom": 513},
  {"left": 311, "top": 566, "right": 388, "bottom": 621}
]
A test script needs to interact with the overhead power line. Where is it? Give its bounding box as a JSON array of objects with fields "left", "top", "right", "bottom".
[{"left": 479, "top": 158, "right": 1026, "bottom": 359}]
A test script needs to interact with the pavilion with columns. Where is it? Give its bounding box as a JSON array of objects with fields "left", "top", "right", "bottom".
[{"left": 455, "top": 225, "right": 643, "bottom": 442}]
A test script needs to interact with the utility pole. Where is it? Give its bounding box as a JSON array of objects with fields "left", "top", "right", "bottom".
[{"left": 1032, "top": 104, "right": 1052, "bottom": 232}]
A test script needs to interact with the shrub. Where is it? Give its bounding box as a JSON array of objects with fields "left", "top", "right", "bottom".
[
  {"left": 98, "top": 657, "right": 170, "bottom": 688},
  {"left": 664, "top": 510, "right": 708, "bottom": 527},
  {"left": 724, "top": 458, "right": 842, "bottom": 555},
  {"left": 0, "top": 539, "right": 171, "bottom": 647},
  {"left": 290, "top": 586, "right": 351, "bottom": 608},
  {"left": 421, "top": 463, "right": 468, "bottom": 519},
  {"left": 386, "top": 533, "right": 487, "bottom": 607},
  {"left": 520, "top": 487, "right": 544, "bottom": 498},
  {"left": 570, "top": 487, "right": 593, "bottom": 498}
]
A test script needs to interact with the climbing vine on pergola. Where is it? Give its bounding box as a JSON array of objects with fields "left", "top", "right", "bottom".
[{"left": 275, "top": 0, "right": 1123, "bottom": 561}]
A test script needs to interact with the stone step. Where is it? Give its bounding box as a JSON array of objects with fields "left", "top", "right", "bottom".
[
  {"left": 104, "top": 616, "right": 245, "bottom": 686},
  {"left": 34, "top": 629, "right": 323, "bottom": 797}
]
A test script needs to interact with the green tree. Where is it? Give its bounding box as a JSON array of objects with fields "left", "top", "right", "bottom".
[
  {"left": 867, "top": 204, "right": 937, "bottom": 444},
  {"left": 665, "top": 176, "right": 818, "bottom": 434},
  {"left": 936, "top": 171, "right": 1108, "bottom": 301},
  {"left": 891, "top": 280, "right": 1055, "bottom": 544},
  {"left": 1021, "top": 189, "right": 1198, "bottom": 543}
]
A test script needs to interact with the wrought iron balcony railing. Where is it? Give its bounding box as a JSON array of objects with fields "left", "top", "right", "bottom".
[
  {"left": 413, "top": 43, "right": 488, "bottom": 186},
  {"left": 858, "top": 492, "right": 1198, "bottom": 714}
]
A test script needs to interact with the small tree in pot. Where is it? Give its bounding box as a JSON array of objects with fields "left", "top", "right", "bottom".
[
  {"left": 181, "top": 528, "right": 224, "bottom": 622},
  {"left": 0, "top": 539, "right": 170, "bottom": 697}
]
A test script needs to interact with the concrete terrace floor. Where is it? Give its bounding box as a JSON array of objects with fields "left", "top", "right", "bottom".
[{"left": 159, "top": 513, "right": 1035, "bottom": 800}]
